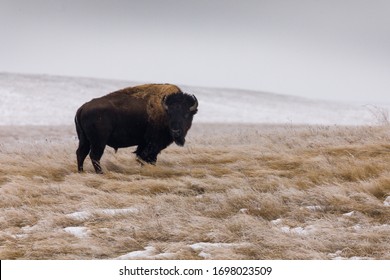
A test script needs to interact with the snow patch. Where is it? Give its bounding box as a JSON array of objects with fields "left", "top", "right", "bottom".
[
  {"left": 116, "top": 246, "right": 157, "bottom": 259},
  {"left": 271, "top": 218, "right": 283, "bottom": 225},
  {"left": 328, "top": 250, "right": 343, "bottom": 259},
  {"left": 272, "top": 218, "right": 316, "bottom": 235},
  {"left": 279, "top": 225, "right": 316, "bottom": 235},
  {"left": 351, "top": 223, "right": 389, "bottom": 232},
  {"left": 280, "top": 226, "right": 291, "bottom": 233},
  {"left": 305, "top": 205, "right": 325, "bottom": 211},
  {"left": 14, "top": 233, "right": 28, "bottom": 239},
  {"left": 189, "top": 242, "right": 250, "bottom": 259},
  {"left": 64, "top": 227, "right": 90, "bottom": 238},
  {"left": 115, "top": 246, "right": 176, "bottom": 260},
  {"left": 343, "top": 211, "right": 355, "bottom": 217},
  {"left": 21, "top": 225, "right": 39, "bottom": 233},
  {"left": 239, "top": 208, "right": 249, "bottom": 214},
  {"left": 328, "top": 250, "right": 374, "bottom": 260},
  {"left": 353, "top": 224, "right": 362, "bottom": 231},
  {"left": 198, "top": 251, "right": 212, "bottom": 259},
  {"left": 66, "top": 211, "right": 91, "bottom": 220},
  {"left": 100, "top": 208, "right": 139, "bottom": 215},
  {"left": 66, "top": 207, "right": 139, "bottom": 221},
  {"left": 384, "top": 196, "right": 390, "bottom": 207}
]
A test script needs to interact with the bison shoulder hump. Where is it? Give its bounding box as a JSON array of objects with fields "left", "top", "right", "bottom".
[{"left": 129, "top": 84, "right": 182, "bottom": 123}]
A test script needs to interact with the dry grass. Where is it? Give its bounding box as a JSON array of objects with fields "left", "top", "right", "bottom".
[{"left": 1, "top": 123, "right": 390, "bottom": 259}]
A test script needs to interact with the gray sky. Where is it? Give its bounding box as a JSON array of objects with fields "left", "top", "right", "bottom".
[{"left": 1, "top": 0, "right": 390, "bottom": 102}]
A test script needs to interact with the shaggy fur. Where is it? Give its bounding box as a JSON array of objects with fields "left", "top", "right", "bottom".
[{"left": 119, "top": 84, "right": 183, "bottom": 123}]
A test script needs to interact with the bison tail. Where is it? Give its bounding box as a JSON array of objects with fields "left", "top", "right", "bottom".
[
  {"left": 74, "top": 109, "right": 86, "bottom": 142},
  {"left": 74, "top": 115, "right": 82, "bottom": 140}
]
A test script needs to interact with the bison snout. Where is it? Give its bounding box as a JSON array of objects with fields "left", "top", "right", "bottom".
[
  {"left": 172, "top": 129, "right": 181, "bottom": 136},
  {"left": 171, "top": 129, "right": 181, "bottom": 138}
]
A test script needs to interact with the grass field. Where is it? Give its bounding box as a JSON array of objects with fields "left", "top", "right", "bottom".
[{"left": 1, "top": 123, "right": 390, "bottom": 259}]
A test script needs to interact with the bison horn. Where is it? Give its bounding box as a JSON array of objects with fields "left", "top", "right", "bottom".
[
  {"left": 190, "top": 95, "right": 198, "bottom": 112},
  {"left": 162, "top": 96, "right": 169, "bottom": 111}
]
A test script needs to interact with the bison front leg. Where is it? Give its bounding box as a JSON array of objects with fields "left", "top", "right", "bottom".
[{"left": 135, "top": 142, "right": 160, "bottom": 165}]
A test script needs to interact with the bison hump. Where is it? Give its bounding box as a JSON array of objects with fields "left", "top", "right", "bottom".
[{"left": 131, "top": 84, "right": 182, "bottom": 123}]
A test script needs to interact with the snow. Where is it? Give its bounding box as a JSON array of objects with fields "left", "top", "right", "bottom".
[
  {"left": 271, "top": 218, "right": 283, "bottom": 225},
  {"left": 305, "top": 205, "right": 325, "bottom": 211},
  {"left": 0, "top": 73, "right": 132, "bottom": 126},
  {"left": 116, "top": 246, "right": 157, "bottom": 259},
  {"left": 66, "top": 207, "right": 139, "bottom": 221},
  {"left": 66, "top": 211, "right": 91, "bottom": 220},
  {"left": 63, "top": 227, "right": 90, "bottom": 238},
  {"left": 1, "top": 72, "right": 389, "bottom": 126},
  {"left": 353, "top": 224, "right": 363, "bottom": 231},
  {"left": 189, "top": 242, "right": 238, "bottom": 251},
  {"left": 328, "top": 250, "right": 374, "bottom": 260},
  {"left": 115, "top": 246, "right": 176, "bottom": 260},
  {"left": 239, "top": 208, "right": 249, "bottom": 214},
  {"left": 384, "top": 196, "right": 390, "bottom": 207},
  {"left": 279, "top": 226, "right": 313, "bottom": 235},
  {"left": 343, "top": 211, "right": 355, "bottom": 216},
  {"left": 351, "top": 223, "right": 390, "bottom": 232},
  {"left": 189, "top": 242, "right": 250, "bottom": 259},
  {"left": 275, "top": 221, "right": 317, "bottom": 235},
  {"left": 99, "top": 208, "right": 139, "bottom": 215}
]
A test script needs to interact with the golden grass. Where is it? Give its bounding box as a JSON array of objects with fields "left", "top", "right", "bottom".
[{"left": 0, "top": 123, "right": 390, "bottom": 259}]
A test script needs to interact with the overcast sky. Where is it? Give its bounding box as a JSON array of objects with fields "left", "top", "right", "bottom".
[{"left": 1, "top": 0, "right": 389, "bottom": 102}]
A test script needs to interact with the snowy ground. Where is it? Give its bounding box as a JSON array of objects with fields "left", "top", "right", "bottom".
[{"left": 0, "top": 72, "right": 389, "bottom": 126}]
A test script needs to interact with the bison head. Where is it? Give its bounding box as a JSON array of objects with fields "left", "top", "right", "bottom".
[{"left": 163, "top": 93, "right": 198, "bottom": 146}]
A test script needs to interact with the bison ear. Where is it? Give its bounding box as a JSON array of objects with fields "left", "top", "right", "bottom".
[
  {"left": 162, "top": 96, "right": 169, "bottom": 111},
  {"left": 190, "top": 94, "right": 198, "bottom": 113}
]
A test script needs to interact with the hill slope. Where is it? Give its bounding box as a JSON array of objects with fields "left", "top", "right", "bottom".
[{"left": 0, "top": 72, "right": 388, "bottom": 125}]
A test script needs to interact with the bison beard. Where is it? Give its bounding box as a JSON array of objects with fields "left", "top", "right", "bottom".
[
  {"left": 173, "top": 135, "right": 185, "bottom": 147},
  {"left": 75, "top": 84, "right": 198, "bottom": 174}
]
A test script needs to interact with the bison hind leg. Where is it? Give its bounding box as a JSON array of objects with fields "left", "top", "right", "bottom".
[
  {"left": 89, "top": 144, "right": 106, "bottom": 174},
  {"left": 92, "top": 159, "right": 104, "bottom": 174},
  {"left": 76, "top": 139, "right": 90, "bottom": 173}
]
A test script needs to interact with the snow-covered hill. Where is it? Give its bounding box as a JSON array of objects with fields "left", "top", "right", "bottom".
[{"left": 0, "top": 73, "right": 388, "bottom": 126}]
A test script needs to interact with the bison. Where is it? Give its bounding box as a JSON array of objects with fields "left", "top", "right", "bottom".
[{"left": 75, "top": 84, "right": 198, "bottom": 173}]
